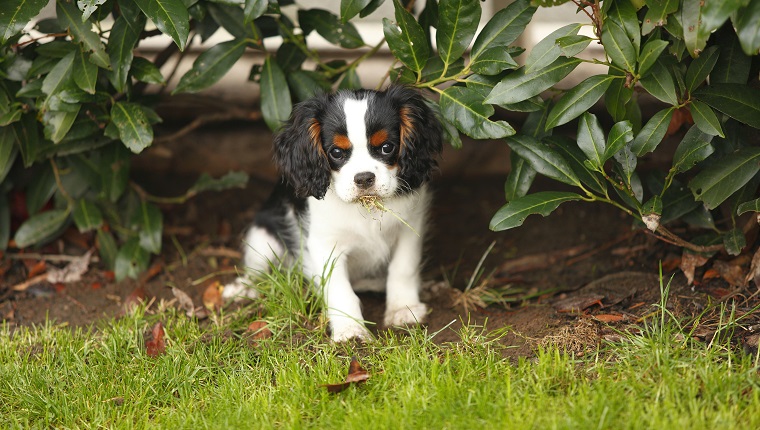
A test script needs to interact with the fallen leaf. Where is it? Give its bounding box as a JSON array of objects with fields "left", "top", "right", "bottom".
[
  {"left": 123, "top": 286, "right": 147, "bottom": 313},
  {"left": 712, "top": 260, "right": 745, "bottom": 287},
  {"left": 246, "top": 320, "right": 273, "bottom": 340},
  {"left": 170, "top": 287, "right": 195, "bottom": 317},
  {"left": 661, "top": 257, "right": 681, "bottom": 272},
  {"left": 103, "top": 271, "right": 115, "bottom": 282},
  {"left": 554, "top": 294, "right": 604, "bottom": 313},
  {"left": 679, "top": 251, "right": 709, "bottom": 285},
  {"left": 145, "top": 322, "right": 166, "bottom": 357},
  {"left": 139, "top": 262, "right": 164, "bottom": 284},
  {"left": 702, "top": 268, "right": 720, "bottom": 280},
  {"left": 47, "top": 249, "right": 94, "bottom": 283},
  {"left": 323, "top": 357, "right": 370, "bottom": 393},
  {"left": 666, "top": 107, "right": 694, "bottom": 136},
  {"left": 90, "top": 282, "right": 102, "bottom": 290},
  {"left": 202, "top": 281, "right": 224, "bottom": 311},
  {"left": 592, "top": 314, "right": 625, "bottom": 323},
  {"left": 27, "top": 260, "right": 46, "bottom": 279},
  {"left": 745, "top": 248, "right": 760, "bottom": 287}
]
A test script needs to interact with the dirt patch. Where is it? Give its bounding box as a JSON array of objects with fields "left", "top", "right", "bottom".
[{"left": 2, "top": 165, "right": 758, "bottom": 358}]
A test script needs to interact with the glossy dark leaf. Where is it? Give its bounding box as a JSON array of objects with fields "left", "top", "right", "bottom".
[
  {"left": 41, "top": 51, "right": 75, "bottom": 108},
  {"left": 737, "top": 198, "right": 760, "bottom": 215},
  {"left": 96, "top": 228, "right": 117, "bottom": 270},
  {"left": 490, "top": 191, "right": 582, "bottom": 231},
  {"left": 601, "top": 20, "right": 636, "bottom": 73},
  {"left": 134, "top": 0, "right": 190, "bottom": 51},
  {"left": 13, "top": 113, "right": 42, "bottom": 168},
  {"left": 525, "top": 23, "right": 582, "bottom": 74},
  {"left": 0, "top": 128, "right": 16, "bottom": 183},
  {"left": 469, "top": 48, "right": 518, "bottom": 75},
  {"left": 73, "top": 49, "right": 97, "bottom": 95},
  {"left": 613, "top": 143, "right": 637, "bottom": 185},
  {"left": 723, "top": 228, "right": 746, "bottom": 256},
  {"left": 100, "top": 143, "right": 130, "bottom": 202},
  {"left": 681, "top": 0, "right": 709, "bottom": 57},
  {"left": 545, "top": 74, "right": 616, "bottom": 129},
  {"left": 576, "top": 112, "right": 606, "bottom": 169},
  {"left": 684, "top": 46, "right": 719, "bottom": 93},
  {"left": 556, "top": 35, "right": 592, "bottom": 57},
  {"left": 43, "top": 108, "right": 81, "bottom": 144},
  {"left": 639, "top": 60, "right": 678, "bottom": 105},
  {"left": 485, "top": 57, "right": 581, "bottom": 105},
  {"left": 13, "top": 209, "right": 70, "bottom": 248},
  {"left": 506, "top": 134, "right": 580, "bottom": 187},
  {"left": 0, "top": 0, "right": 48, "bottom": 44},
  {"left": 711, "top": 29, "right": 751, "bottom": 84},
  {"left": 437, "top": 0, "right": 481, "bottom": 65},
  {"left": 733, "top": 0, "right": 760, "bottom": 56},
  {"left": 701, "top": 0, "right": 744, "bottom": 35},
  {"left": 689, "top": 100, "right": 724, "bottom": 137},
  {"left": 672, "top": 125, "right": 715, "bottom": 173},
  {"left": 56, "top": 1, "right": 110, "bottom": 68},
  {"left": 131, "top": 57, "right": 166, "bottom": 84},
  {"left": 607, "top": 0, "right": 640, "bottom": 52},
  {"left": 693, "top": 84, "right": 760, "bottom": 129},
  {"left": 134, "top": 202, "right": 162, "bottom": 254},
  {"left": 642, "top": 0, "right": 678, "bottom": 35},
  {"left": 287, "top": 70, "right": 330, "bottom": 101},
  {"left": 546, "top": 136, "right": 607, "bottom": 195},
  {"left": 505, "top": 154, "right": 536, "bottom": 202},
  {"left": 439, "top": 86, "right": 515, "bottom": 139},
  {"left": 115, "top": 237, "right": 150, "bottom": 281},
  {"left": 208, "top": 2, "right": 247, "bottom": 39},
  {"left": 638, "top": 39, "right": 669, "bottom": 76},
  {"left": 689, "top": 147, "right": 760, "bottom": 209},
  {"left": 26, "top": 164, "right": 56, "bottom": 215},
  {"left": 471, "top": 0, "right": 535, "bottom": 60},
  {"left": 383, "top": 0, "right": 429, "bottom": 73},
  {"left": 338, "top": 66, "right": 361, "bottom": 90},
  {"left": 360, "top": 0, "right": 385, "bottom": 18},
  {"left": 605, "top": 121, "right": 634, "bottom": 161},
  {"left": 111, "top": 102, "right": 153, "bottom": 154},
  {"left": 244, "top": 0, "right": 268, "bottom": 23},
  {"left": 298, "top": 9, "right": 364, "bottom": 49},
  {"left": 631, "top": 107, "right": 674, "bottom": 155},
  {"left": 107, "top": 15, "right": 145, "bottom": 92},
  {"left": 72, "top": 199, "right": 103, "bottom": 232},
  {"left": 341, "top": 0, "right": 371, "bottom": 23},
  {"left": 604, "top": 70, "right": 632, "bottom": 122},
  {"left": 174, "top": 40, "right": 246, "bottom": 94},
  {"left": 522, "top": 103, "right": 551, "bottom": 139},
  {"left": 0, "top": 194, "right": 8, "bottom": 250},
  {"left": 260, "top": 56, "right": 292, "bottom": 132},
  {"left": 188, "top": 171, "right": 249, "bottom": 196}
]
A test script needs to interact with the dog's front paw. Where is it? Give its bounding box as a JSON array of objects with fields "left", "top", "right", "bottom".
[
  {"left": 221, "top": 277, "right": 259, "bottom": 301},
  {"left": 331, "top": 321, "right": 371, "bottom": 342},
  {"left": 384, "top": 302, "right": 428, "bottom": 327}
]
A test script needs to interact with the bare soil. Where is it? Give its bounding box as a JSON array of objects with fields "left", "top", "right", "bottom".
[{"left": 2, "top": 123, "right": 758, "bottom": 358}]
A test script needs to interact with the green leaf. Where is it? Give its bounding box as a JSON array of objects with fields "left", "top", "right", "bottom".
[
  {"left": 131, "top": 57, "right": 166, "bottom": 84},
  {"left": 77, "top": 0, "right": 107, "bottom": 21},
  {"left": 607, "top": 0, "right": 640, "bottom": 52},
  {"left": 661, "top": 182, "right": 700, "bottom": 224},
  {"left": 689, "top": 100, "right": 724, "bottom": 137},
  {"left": 638, "top": 39, "right": 669, "bottom": 76},
  {"left": 188, "top": 171, "right": 249, "bottom": 196},
  {"left": 546, "top": 136, "right": 607, "bottom": 195},
  {"left": 438, "top": 86, "right": 515, "bottom": 140},
  {"left": 684, "top": 46, "right": 719, "bottom": 93},
  {"left": 43, "top": 107, "right": 81, "bottom": 144},
  {"left": 72, "top": 49, "right": 97, "bottom": 95},
  {"left": 471, "top": 0, "right": 535, "bottom": 60},
  {"left": 96, "top": 228, "right": 117, "bottom": 270},
  {"left": 287, "top": 70, "right": 330, "bottom": 101},
  {"left": 111, "top": 102, "right": 153, "bottom": 154},
  {"left": 56, "top": 1, "right": 110, "bottom": 68},
  {"left": 639, "top": 60, "right": 678, "bottom": 105},
  {"left": 711, "top": 29, "right": 752, "bottom": 84},
  {"left": 207, "top": 3, "right": 247, "bottom": 39},
  {"left": 613, "top": 144, "right": 637, "bottom": 187},
  {"left": 605, "top": 121, "right": 634, "bottom": 161},
  {"left": 41, "top": 51, "right": 75, "bottom": 107},
  {"left": 469, "top": 48, "right": 518, "bottom": 75},
  {"left": 681, "top": 0, "right": 709, "bottom": 57},
  {"left": 260, "top": 56, "right": 292, "bottom": 132},
  {"left": 0, "top": 128, "right": 17, "bottom": 183},
  {"left": 506, "top": 134, "right": 580, "bottom": 187},
  {"left": 298, "top": 9, "right": 364, "bottom": 49},
  {"left": 244, "top": 0, "right": 268, "bottom": 23},
  {"left": 134, "top": 202, "right": 162, "bottom": 254},
  {"left": 522, "top": 103, "right": 552, "bottom": 139},
  {"left": 13, "top": 209, "right": 70, "bottom": 248},
  {"left": 420, "top": 56, "right": 465, "bottom": 82},
  {"left": 436, "top": 0, "right": 481, "bottom": 66},
  {"left": 642, "top": 0, "right": 678, "bottom": 35},
  {"left": 100, "top": 143, "right": 130, "bottom": 202},
  {"left": 525, "top": 23, "right": 582, "bottom": 74},
  {"left": 115, "top": 237, "right": 150, "bottom": 281},
  {"left": 733, "top": 0, "right": 760, "bottom": 56},
  {"left": 13, "top": 113, "right": 42, "bottom": 168},
  {"left": 341, "top": 0, "right": 371, "bottom": 23},
  {"left": 134, "top": 0, "right": 190, "bottom": 51},
  {"left": 505, "top": 154, "right": 536, "bottom": 202},
  {"left": 484, "top": 57, "right": 582, "bottom": 105},
  {"left": 276, "top": 43, "right": 307, "bottom": 72},
  {"left": 604, "top": 70, "right": 632, "bottom": 122},
  {"left": 0, "top": 0, "right": 48, "bottom": 44},
  {"left": 689, "top": 147, "right": 760, "bottom": 209},
  {"left": 0, "top": 194, "right": 8, "bottom": 250},
  {"left": 723, "top": 228, "right": 746, "bottom": 256},
  {"left": 106, "top": 15, "right": 145, "bottom": 92},
  {"left": 601, "top": 20, "right": 637, "bottom": 73},
  {"left": 338, "top": 66, "right": 362, "bottom": 90},
  {"left": 360, "top": 0, "right": 385, "bottom": 18},
  {"left": 489, "top": 191, "right": 582, "bottom": 231},
  {"left": 383, "top": 0, "right": 429, "bottom": 73},
  {"left": 173, "top": 40, "right": 246, "bottom": 94},
  {"left": 672, "top": 125, "right": 715, "bottom": 173},
  {"left": 575, "top": 112, "right": 606, "bottom": 169},
  {"left": 701, "top": 0, "right": 744, "bottom": 35},
  {"left": 26, "top": 164, "right": 56, "bottom": 215},
  {"left": 737, "top": 198, "right": 760, "bottom": 215},
  {"left": 631, "top": 107, "right": 674, "bottom": 155},
  {"left": 72, "top": 199, "right": 103, "bottom": 232},
  {"left": 693, "top": 84, "right": 760, "bottom": 129},
  {"left": 556, "top": 35, "right": 592, "bottom": 57},
  {"left": 545, "top": 74, "right": 616, "bottom": 129}
]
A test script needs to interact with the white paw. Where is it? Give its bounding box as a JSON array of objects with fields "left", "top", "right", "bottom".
[
  {"left": 222, "top": 277, "right": 259, "bottom": 301},
  {"left": 331, "top": 321, "right": 371, "bottom": 342},
  {"left": 384, "top": 302, "right": 428, "bottom": 327}
]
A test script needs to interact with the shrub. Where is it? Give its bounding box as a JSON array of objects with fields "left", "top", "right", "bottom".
[{"left": 1, "top": 0, "right": 759, "bottom": 280}]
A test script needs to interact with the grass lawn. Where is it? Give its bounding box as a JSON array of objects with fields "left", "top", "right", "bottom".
[{"left": 2, "top": 271, "right": 759, "bottom": 429}]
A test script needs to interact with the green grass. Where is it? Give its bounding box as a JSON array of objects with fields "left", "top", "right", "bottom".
[{"left": 1, "top": 269, "right": 759, "bottom": 429}]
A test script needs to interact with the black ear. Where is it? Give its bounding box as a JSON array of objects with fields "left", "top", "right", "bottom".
[
  {"left": 273, "top": 95, "right": 331, "bottom": 199},
  {"left": 386, "top": 86, "right": 444, "bottom": 190}
]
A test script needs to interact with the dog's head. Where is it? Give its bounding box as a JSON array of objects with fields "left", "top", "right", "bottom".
[{"left": 273, "top": 86, "right": 443, "bottom": 202}]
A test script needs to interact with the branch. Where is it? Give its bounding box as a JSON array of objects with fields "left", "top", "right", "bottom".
[
  {"left": 652, "top": 225, "right": 725, "bottom": 253},
  {"left": 153, "top": 108, "right": 262, "bottom": 144}
]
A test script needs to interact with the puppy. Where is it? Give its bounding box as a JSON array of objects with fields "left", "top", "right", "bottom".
[{"left": 224, "top": 86, "right": 443, "bottom": 341}]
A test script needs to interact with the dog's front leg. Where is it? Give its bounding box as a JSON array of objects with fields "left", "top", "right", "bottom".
[
  {"left": 309, "top": 246, "right": 370, "bottom": 342},
  {"left": 384, "top": 226, "right": 428, "bottom": 327}
]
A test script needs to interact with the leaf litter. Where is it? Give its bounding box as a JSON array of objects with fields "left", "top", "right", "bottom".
[{"left": 323, "top": 357, "right": 370, "bottom": 393}]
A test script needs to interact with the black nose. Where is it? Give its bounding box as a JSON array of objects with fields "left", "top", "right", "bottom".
[{"left": 354, "top": 172, "right": 375, "bottom": 188}]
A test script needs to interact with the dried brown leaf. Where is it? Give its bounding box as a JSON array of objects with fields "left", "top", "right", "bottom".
[
  {"left": 554, "top": 294, "right": 604, "bottom": 313},
  {"left": 323, "top": 357, "right": 370, "bottom": 393},
  {"left": 47, "top": 249, "right": 93, "bottom": 283},
  {"left": 246, "top": 321, "right": 273, "bottom": 340},
  {"left": 123, "top": 286, "right": 147, "bottom": 313},
  {"left": 27, "top": 260, "right": 46, "bottom": 279},
  {"left": 202, "top": 281, "right": 224, "bottom": 312},
  {"left": 745, "top": 248, "right": 760, "bottom": 287},
  {"left": 712, "top": 260, "right": 745, "bottom": 287},
  {"left": 680, "top": 251, "right": 709, "bottom": 285},
  {"left": 592, "top": 314, "right": 625, "bottom": 323},
  {"left": 170, "top": 287, "right": 195, "bottom": 317},
  {"left": 145, "top": 322, "right": 166, "bottom": 357}
]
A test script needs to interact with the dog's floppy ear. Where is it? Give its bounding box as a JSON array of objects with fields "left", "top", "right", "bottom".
[
  {"left": 386, "top": 86, "right": 444, "bottom": 190},
  {"left": 273, "top": 95, "right": 331, "bottom": 199}
]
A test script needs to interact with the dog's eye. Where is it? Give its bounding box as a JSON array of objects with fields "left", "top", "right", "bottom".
[
  {"left": 329, "top": 148, "right": 344, "bottom": 159},
  {"left": 380, "top": 143, "right": 395, "bottom": 155}
]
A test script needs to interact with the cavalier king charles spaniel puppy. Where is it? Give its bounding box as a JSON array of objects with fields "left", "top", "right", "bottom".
[{"left": 224, "top": 85, "right": 443, "bottom": 342}]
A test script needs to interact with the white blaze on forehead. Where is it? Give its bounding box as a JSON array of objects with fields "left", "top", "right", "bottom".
[{"left": 343, "top": 97, "right": 368, "bottom": 149}]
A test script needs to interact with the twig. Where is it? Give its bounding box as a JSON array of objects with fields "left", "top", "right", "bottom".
[
  {"left": 12, "top": 32, "right": 68, "bottom": 49},
  {"left": 653, "top": 225, "right": 725, "bottom": 253},
  {"left": 199, "top": 247, "right": 242, "bottom": 259},
  {"left": 153, "top": 108, "right": 262, "bottom": 144},
  {"left": 4, "top": 252, "right": 100, "bottom": 263},
  {"left": 565, "top": 232, "right": 636, "bottom": 267},
  {"left": 498, "top": 244, "right": 591, "bottom": 274},
  {"left": 12, "top": 274, "right": 48, "bottom": 291}
]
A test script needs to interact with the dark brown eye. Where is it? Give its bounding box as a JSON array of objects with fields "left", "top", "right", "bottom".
[
  {"left": 329, "top": 148, "right": 344, "bottom": 159},
  {"left": 381, "top": 143, "right": 395, "bottom": 155}
]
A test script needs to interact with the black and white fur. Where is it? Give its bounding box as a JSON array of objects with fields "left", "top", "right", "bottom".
[{"left": 224, "top": 86, "right": 443, "bottom": 342}]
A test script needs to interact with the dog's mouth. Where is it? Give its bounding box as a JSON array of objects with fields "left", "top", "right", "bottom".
[{"left": 358, "top": 195, "right": 383, "bottom": 208}]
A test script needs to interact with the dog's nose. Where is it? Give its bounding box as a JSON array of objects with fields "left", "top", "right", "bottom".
[{"left": 354, "top": 172, "right": 376, "bottom": 189}]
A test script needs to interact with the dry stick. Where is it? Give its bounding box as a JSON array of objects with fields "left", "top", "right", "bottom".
[
  {"left": 565, "top": 232, "right": 637, "bottom": 267},
  {"left": 4, "top": 252, "right": 100, "bottom": 263},
  {"left": 153, "top": 108, "right": 262, "bottom": 144},
  {"left": 12, "top": 274, "right": 48, "bottom": 291},
  {"left": 652, "top": 225, "right": 724, "bottom": 253}
]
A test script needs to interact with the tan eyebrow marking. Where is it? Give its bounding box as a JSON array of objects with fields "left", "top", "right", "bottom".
[
  {"left": 308, "top": 119, "right": 326, "bottom": 156},
  {"left": 399, "top": 106, "right": 413, "bottom": 152},
  {"left": 333, "top": 134, "right": 351, "bottom": 150},
  {"left": 370, "top": 129, "right": 388, "bottom": 147}
]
